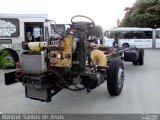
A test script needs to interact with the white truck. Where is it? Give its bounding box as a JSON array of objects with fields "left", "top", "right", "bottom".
[{"left": 0, "top": 13, "right": 54, "bottom": 69}]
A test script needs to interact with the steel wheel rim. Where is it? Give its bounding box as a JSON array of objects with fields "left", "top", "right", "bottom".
[{"left": 118, "top": 67, "right": 124, "bottom": 88}]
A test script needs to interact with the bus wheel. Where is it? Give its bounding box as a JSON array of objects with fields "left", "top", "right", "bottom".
[
  {"left": 122, "top": 43, "right": 130, "bottom": 48},
  {"left": 1, "top": 51, "right": 17, "bottom": 69}
]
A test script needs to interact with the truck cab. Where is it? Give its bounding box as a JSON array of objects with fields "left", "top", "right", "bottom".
[{"left": 0, "top": 14, "right": 54, "bottom": 69}]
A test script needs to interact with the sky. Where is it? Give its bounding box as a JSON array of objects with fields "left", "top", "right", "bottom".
[{"left": 0, "top": 0, "right": 136, "bottom": 29}]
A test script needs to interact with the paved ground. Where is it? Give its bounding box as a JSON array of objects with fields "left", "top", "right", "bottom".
[{"left": 0, "top": 49, "right": 160, "bottom": 114}]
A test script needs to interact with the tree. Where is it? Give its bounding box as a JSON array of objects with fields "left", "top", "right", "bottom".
[{"left": 120, "top": 0, "right": 160, "bottom": 28}]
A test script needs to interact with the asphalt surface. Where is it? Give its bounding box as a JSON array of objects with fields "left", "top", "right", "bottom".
[{"left": 0, "top": 49, "right": 160, "bottom": 114}]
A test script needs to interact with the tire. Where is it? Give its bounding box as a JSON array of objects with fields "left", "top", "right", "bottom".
[
  {"left": 1, "top": 51, "right": 17, "bottom": 69},
  {"left": 133, "top": 61, "right": 138, "bottom": 65},
  {"left": 122, "top": 42, "right": 130, "bottom": 48},
  {"left": 138, "top": 48, "right": 144, "bottom": 65},
  {"left": 107, "top": 58, "right": 124, "bottom": 96},
  {"left": 124, "top": 50, "right": 138, "bottom": 62}
]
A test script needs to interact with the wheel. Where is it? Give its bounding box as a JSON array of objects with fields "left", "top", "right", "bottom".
[
  {"left": 133, "top": 61, "right": 138, "bottom": 65},
  {"left": 1, "top": 51, "right": 17, "bottom": 69},
  {"left": 122, "top": 43, "right": 130, "bottom": 48},
  {"left": 107, "top": 58, "right": 124, "bottom": 96},
  {"left": 124, "top": 50, "right": 138, "bottom": 62},
  {"left": 138, "top": 48, "right": 144, "bottom": 65}
]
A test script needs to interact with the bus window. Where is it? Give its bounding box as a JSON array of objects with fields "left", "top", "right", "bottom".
[
  {"left": 132, "top": 32, "right": 143, "bottom": 39},
  {"left": 104, "top": 31, "right": 109, "bottom": 38},
  {"left": 33, "top": 27, "right": 43, "bottom": 42},
  {"left": 143, "top": 31, "right": 152, "bottom": 38},
  {"left": 123, "top": 32, "right": 131, "bottom": 39},
  {"left": 0, "top": 18, "right": 20, "bottom": 37},
  {"left": 24, "top": 22, "right": 44, "bottom": 42},
  {"left": 45, "top": 26, "right": 49, "bottom": 41},
  {"left": 33, "top": 27, "right": 42, "bottom": 38},
  {"left": 156, "top": 30, "right": 160, "bottom": 38}
]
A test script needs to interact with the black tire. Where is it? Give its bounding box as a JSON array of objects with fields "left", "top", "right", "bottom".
[
  {"left": 138, "top": 48, "right": 144, "bottom": 65},
  {"left": 1, "top": 51, "right": 17, "bottom": 69},
  {"left": 133, "top": 61, "right": 138, "bottom": 65},
  {"left": 107, "top": 58, "right": 124, "bottom": 96},
  {"left": 122, "top": 42, "right": 130, "bottom": 48}
]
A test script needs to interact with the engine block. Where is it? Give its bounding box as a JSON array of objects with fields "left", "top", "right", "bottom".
[{"left": 48, "top": 35, "right": 73, "bottom": 67}]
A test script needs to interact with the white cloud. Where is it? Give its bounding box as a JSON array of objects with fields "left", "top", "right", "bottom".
[{"left": 0, "top": 0, "right": 136, "bottom": 29}]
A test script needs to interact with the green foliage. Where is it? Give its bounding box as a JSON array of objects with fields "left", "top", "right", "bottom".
[{"left": 120, "top": 0, "right": 160, "bottom": 28}]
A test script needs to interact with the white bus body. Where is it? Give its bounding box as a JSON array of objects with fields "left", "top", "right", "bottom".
[
  {"left": 0, "top": 13, "right": 52, "bottom": 51},
  {"left": 155, "top": 28, "right": 160, "bottom": 48},
  {"left": 104, "top": 27, "right": 160, "bottom": 48},
  {"left": 0, "top": 13, "right": 55, "bottom": 69}
]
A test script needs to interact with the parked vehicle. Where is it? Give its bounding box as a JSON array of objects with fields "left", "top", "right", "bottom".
[
  {"left": 0, "top": 13, "right": 54, "bottom": 69},
  {"left": 104, "top": 27, "right": 160, "bottom": 48},
  {"left": 5, "top": 15, "right": 126, "bottom": 102}
]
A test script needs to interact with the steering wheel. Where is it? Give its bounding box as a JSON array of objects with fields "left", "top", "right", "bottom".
[{"left": 71, "top": 15, "right": 95, "bottom": 29}]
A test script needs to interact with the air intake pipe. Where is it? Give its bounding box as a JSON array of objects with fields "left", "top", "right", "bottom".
[{"left": 91, "top": 50, "right": 107, "bottom": 67}]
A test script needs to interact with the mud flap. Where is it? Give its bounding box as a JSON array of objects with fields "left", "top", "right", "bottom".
[{"left": 5, "top": 71, "right": 17, "bottom": 85}]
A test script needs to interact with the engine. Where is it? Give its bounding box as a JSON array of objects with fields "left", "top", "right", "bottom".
[{"left": 48, "top": 35, "right": 73, "bottom": 67}]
